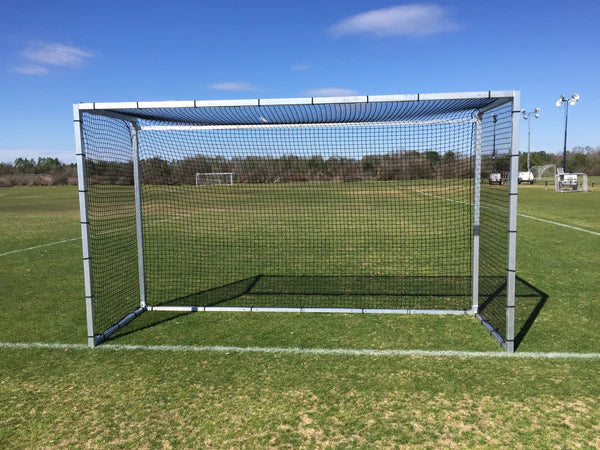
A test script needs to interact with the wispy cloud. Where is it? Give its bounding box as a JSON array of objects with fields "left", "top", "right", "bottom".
[
  {"left": 22, "top": 42, "right": 92, "bottom": 67},
  {"left": 207, "top": 81, "right": 257, "bottom": 91},
  {"left": 291, "top": 64, "right": 310, "bottom": 71},
  {"left": 12, "top": 41, "right": 93, "bottom": 75},
  {"left": 12, "top": 65, "right": 49, "bottom": 75},
  {"left": 330, "top": 4, "right": 457, "bottom": 37},
  {"left": 306, "top": 88, "right": 358, "bottom": 96}
]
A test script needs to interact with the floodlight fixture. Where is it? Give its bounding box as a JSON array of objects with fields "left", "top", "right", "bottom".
[{"left": 557, "top": 93, "right": 580, "bottom": 170}]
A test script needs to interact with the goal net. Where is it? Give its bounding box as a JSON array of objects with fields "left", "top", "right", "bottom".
[
  {"left": 196, "top": 172, "right": 233, "bottom": 186},
  {"left": 74, "top": 92, "right": 520, "bottom": 352},
  {"left": 531, "top": 164, "right": 556, "bottom": 180}
]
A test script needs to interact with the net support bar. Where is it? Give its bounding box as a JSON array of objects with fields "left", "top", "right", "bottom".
[
  {"left": 471, "top": 114, "right": 482, "bottom": 314},
  {"left": 131, "top": 123, "right": 147, "bottom": 308},
  {"left": 94, "top": 306, "right": 146, "bottom": 346},
  {"left": 147, "top": 305, "right": 471, "bottom": 315},
  {"left": 73, "top": 105, "right": 96, "bottom": 348}
]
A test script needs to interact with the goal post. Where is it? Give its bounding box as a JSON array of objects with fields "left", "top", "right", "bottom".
[
  {"left": 74, "top": 91, "right": 520, "bottom": 352},
  {"left": 195, "top": 172, "right": 234, "bottom": 186}
]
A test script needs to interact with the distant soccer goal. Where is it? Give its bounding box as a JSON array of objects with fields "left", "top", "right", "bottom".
[
  {"left": 74, "top": 91, "right": 521, "bottom": 353},
  {"left": 531, "top": 164, "right": 556, "bottom": 180},
  {"left": 555, "top": 169, "right": 589, "bottom": 192},
  {"left": 196, "top": 172, "right": 233, "bottom": 186}
]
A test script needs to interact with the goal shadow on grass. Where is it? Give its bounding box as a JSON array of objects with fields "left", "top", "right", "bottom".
[
  {"left": 160, "top": 275, "right": 475, "bottom": 310},
  {"left": 111, "top": 275, "right": 547, "bottom": 351},
  {"left": 478, "top": 276, "right": 548, "bottom": 351}
]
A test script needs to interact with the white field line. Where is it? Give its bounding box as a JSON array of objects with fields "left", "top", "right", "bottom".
[
  {"left": 415, "top": 189, "right": 600, "bottom": 237},
  {"left": 1, "top": 341, "right": 599, "bottom": 360},
  {"left": 517, "top": 213, "right": 600, "bottom": 236},
  {"left": 0, "top": 214, "right": 191, "bottom": 258},
  {"left": 0, "top": 238, "right": 79, "bottom": 257}
]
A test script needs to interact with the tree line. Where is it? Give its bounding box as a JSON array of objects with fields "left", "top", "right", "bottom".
[
  {"left": 2, "top": 146, "right": 599, "bottom": 187},
  {"left": 0, "top": 158, "right": 77, "bottom": 186},
  {"left": 87, "top": 151, "right": 474, "bottom": 185}
]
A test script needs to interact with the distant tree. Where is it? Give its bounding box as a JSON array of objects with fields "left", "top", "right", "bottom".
[
  {"left": 35, "top": 157, "right": 61, "bottom": 174},
  {"left": 14, "top": 158, "right": 36, "bottom": 173},
  {"left": 0, "top": 162, "right": 14, "bottom": 175}
]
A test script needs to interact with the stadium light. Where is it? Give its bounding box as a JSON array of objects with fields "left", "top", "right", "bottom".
[
  {"left": 556, "top": 94, "right": 580, "bottom": 171},
  {"left": 521, "top": 107, "right": 540, "bottom": 172}
]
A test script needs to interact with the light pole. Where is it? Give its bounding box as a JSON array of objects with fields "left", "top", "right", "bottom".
[
  {"left": 492, "top": 114, "right": 497, "bottom": 171},
  {"left": 556, "top": 94, "right": 580, "bottom": 171},
  {"left": 521, "top": 107, "right": 540, "bottom": 172}
]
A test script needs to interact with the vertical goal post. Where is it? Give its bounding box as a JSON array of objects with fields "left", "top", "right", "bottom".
[{"left": 74, "top": 91, "right": 520, "bottom": 352}]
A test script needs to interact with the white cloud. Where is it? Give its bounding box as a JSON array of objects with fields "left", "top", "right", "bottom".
[
  {"left": 12, "top": 65, "right": 49, "bottom": 75},
  {"left": 291, "top": 64, "right": 310, "bottom": 71},
  {"left": 330, "top": 4, "right": 457, "bottom": 37},
  {"left": 207, "top": 81, "right": 257, "bottom": 91},
  {"left": 306, "top": 88, "right": 359, "bottom": 96},
  {"left": 22, "top": 42, "right": 92, "bottom": 67}
]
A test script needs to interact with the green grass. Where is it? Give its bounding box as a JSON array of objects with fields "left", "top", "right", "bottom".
[{"left": 1, "top": 184, "right": 599, "bottom": 447}]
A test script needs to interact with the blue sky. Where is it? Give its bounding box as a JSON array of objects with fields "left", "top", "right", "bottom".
[{"left": 1, "top": 0, "right": 598, "bottom": 163}]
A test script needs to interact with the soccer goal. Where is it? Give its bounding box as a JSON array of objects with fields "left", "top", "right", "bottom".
[
  {"left": 555, "top": 168, "right": 589, "bottom": 192},
  {"left": 74, "top": 91, "right": 521, "bottom": 352},
  {"left": 196, "top": 172, "right": 233, "bottom": 186},
  {"left": 531, "top": 164, "right": 556, "bottom": 180}
]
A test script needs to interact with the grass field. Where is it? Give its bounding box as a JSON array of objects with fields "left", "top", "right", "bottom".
[{"left": 1, "top": 182, "right": 599, "bottom": 447}]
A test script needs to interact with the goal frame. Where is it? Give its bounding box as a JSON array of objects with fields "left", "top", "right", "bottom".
[
  {"left": 555, "top": 171, "right": 589, "bottom": 193},
  {"left": 74, "top": 91, "right": 520, "bottom": 352},
  {"left": 195, "top": 172, "right": 234, "bottom": 186}
]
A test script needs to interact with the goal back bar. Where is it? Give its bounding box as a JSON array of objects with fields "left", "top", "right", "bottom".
[{"left": 75, "top": 91, "right": 519, "bottom": 351}]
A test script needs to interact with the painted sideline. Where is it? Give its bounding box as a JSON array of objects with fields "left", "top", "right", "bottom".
[
  {"left": 0, "top": 214, "right": 191, "bottom": 258},
  {"left": 1, "top": 341, "right": 599, "bottom": 360},
  {"left": 0, "top": 238, "right": 79, "bottom": 257},
  {"left": 518, "top": 213, "right": 600, "bottom": 236}
]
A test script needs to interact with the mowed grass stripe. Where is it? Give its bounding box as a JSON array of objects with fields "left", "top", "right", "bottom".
[
  {"left": 2, "top": 341, "right": 600, "bottom": 360},
  {"left": 415, "top": 188, "right": 600, "bottom": 236}
]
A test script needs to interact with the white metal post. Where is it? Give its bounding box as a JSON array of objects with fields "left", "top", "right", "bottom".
[
  {"left": 73, "top": 105, "right": 96, "bottom": 347},
  {"left": 506, "top": 91, "right": 521, "bottom": 354},
  {"left": 131, "top": 124, "right": 147, "bottom": 308},
  {"left": 471, "top": 114, "right": 482, "bottom": 314}
]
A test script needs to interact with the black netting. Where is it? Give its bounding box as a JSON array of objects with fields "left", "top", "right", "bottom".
[
  {"left": 478, "top": 101, "right": 513, "bottom": 342},
  {"left": 78, "top": 97, "right": 514, "bottom": 342},
  {"left": 81, "top": 113, "right": 140, "bottom": 334},
  {"left": 118, "top": 98, "right": 494, "bottom": 125},
  {"left": 135, "top": 120, "right": 475, "bottom": 311}
]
